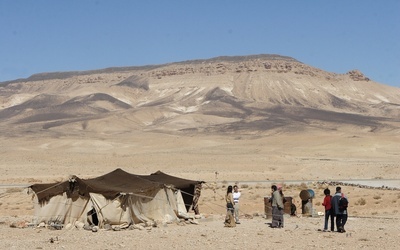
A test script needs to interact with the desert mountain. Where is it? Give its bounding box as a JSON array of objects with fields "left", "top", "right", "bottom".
[{"left": 1, "top": 54, "right": 399, "bottom": 136}]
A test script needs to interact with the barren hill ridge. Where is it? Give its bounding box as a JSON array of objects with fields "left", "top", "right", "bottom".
[{"left": 0, "top": 54, "right": 399, "bottom": 136}]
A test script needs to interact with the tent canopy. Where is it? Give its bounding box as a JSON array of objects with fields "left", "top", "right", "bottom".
[
  {"left": 142, "top": 170, "right": 203, "bottom": 189},
  {"left": 30, "top": 168, "right": 203, "bottom": 204},
  {"left": 30, "top": 169, "right": 163, "bottom": 203}
]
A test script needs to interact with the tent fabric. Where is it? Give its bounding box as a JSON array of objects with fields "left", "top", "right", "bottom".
[
  {"left": 30, "top": 169, "right": 163, "bottom": 203},
  {"left": 30, "top": 180, "right": 75, "bottom": 204},
  {"left": 142, "top": 171, "right": 203, "bottom": 189},
  {"left": 81, "top": 168, "right": 163, "bottom": 199},
  {"left": 174, "top": 189, "right": 191, "bottom": 219},
  {"left": 32, "top": 193, "right": 91, "bottom": 225},
  {"left": 127, "top": 187, "right": 179, "bottom": 224},
  {"left": 29, "top": 168, "right": 203, "bottom": 228},
  {"left": 142, "top": 171, "right": 204, "bottom": 211}
]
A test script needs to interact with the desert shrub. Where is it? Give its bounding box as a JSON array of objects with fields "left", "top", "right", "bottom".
[
  {"left": 373, "top": 195, "right": 381, "bottom": 200},
  {"left": 81, "top": 121, "right": 88, "bottom": 130},
  {"left": 357, "top": 198, "right": 366, "bottom": 205},
  {"left": 315, "top": 202, "right": 321, "bottom": 206},
  {"left": 255, "top": 183, "right": 263, "bottom": 189},
  {"left": 299, "top": 183, "right": 308, "bottom": 190},
  {"left": 287, "top": 184, "right": 295, "bottom": 189},
  {"left": 371, "top": 211, "right": 378, "bottom": 215},
  {"left": 241, "top": 184, "right": 249, "bottom": 189}
]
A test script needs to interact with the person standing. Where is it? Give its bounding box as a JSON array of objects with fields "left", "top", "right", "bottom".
[
  {"left": 322, "top": 188, "right": 334, "bottom": 232},
  {"left": 224, "top": 185, "right": 236, "bottom": 227},
  {"left": 339, "top": 193, "right": 349, "bottom": 232},
  {"left": 278, "top": 185, "right": 285, "bottom": 227},
  {"left": 233, "top": 185, "right": 241, "bottom": 224},
  {"left": 331, "top": 186, "right": 345, "bottom": 233},
  {"left": 270, "top": 185, "right": 284, "bottom": 228},
  {"left": 191, "top": 183, "right": 202, "bottom": 215}
]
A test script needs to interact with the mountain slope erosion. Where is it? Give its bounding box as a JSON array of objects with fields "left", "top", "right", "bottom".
[{"left": 0, "top": 54, "right": 399, "bottom": 136}]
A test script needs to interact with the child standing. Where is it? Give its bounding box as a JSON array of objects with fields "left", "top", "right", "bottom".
[{"left": 322, "top": 188, "right": 334, "bottom": 232}]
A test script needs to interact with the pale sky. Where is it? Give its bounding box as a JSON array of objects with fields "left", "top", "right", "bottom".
[{"left": 1, "top": 0, "right": 399, "bottom": 87}]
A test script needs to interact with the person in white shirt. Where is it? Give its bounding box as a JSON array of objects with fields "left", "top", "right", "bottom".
[{"left": 233, "top": 185, "right": 241, "bottom": 224}]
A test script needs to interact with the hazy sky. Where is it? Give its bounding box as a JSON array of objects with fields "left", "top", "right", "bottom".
[{"left": 1, "top": 1, "right": 399, "bottom": 87}]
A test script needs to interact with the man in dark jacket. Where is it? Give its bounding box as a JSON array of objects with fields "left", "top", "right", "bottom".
[
  {"left": 331, "top": 186, "right": 346, "bottom": 233},
  {"left": 270, "top": 185, "right": 284, "bottom": 228}
]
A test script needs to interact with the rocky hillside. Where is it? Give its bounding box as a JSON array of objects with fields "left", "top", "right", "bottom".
[{"left": 1, "top": 54, "right": 399, "bottom": 136}]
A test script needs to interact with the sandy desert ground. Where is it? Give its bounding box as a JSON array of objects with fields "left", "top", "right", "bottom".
[
  {"left": 1, "top": 131, "right": 399, "bottom": 249},
  {"left": 1, "top": 213, "right": 400, "bottom": 249}
]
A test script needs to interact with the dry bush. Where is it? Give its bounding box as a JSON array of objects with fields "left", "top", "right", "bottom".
[
  {"left": 241, "top": 184, "right": 249, "bottom": 189},
  {"left": 286, "top": 184, "right": 295, "bottom": 190},
  {"left": 299, "top": 183, "right": 308, "bottom": 190},
  {"left": 373, "top": 195, "right": 381, "bottom": 200},
  {"left": 255, "top": 183, "right": 263, "bottom": 189},
  {"left": 81, "top": 121, "right": 88, "bottom": 130},
  {"left": 356, "top": 198, "right": 366, "bottom": 205}
]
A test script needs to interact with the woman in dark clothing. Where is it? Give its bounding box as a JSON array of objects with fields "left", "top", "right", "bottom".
[{"left": 224, "top": 185, "right": 236, "bottom": 227}]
